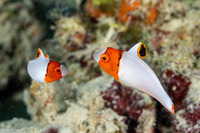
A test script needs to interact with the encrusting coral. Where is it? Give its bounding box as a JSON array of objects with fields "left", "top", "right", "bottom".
[
  {"left": 24, "top": 81, "right": 59, "bottom": 123},
  {"left": 23, "top": 77, "right": 127, "bottom": 133}
]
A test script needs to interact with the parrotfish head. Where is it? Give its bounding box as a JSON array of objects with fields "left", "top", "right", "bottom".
[
  {"left": 45, "top": 61, "right": 68, "bottom": 83},
  {"left": 93, "top": 48, "right": 107, "bottom": 63},
  {"left": 60, "top": 64, "right": 68, "bottom": 77},
  {"left": 93, "top": 47, "right": 123, "bottom": 81}
]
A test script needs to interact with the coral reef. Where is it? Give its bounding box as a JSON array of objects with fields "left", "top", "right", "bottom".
[
  {"left": 162, "top": 70, "right": 191, "bottom": 109},
  {"left": 0, "top": 0, "right": 200, "bottom": 133},
  {"left": 101, "top": 81, "right": 155, "bottom": 132},
  {"left": 0, "top": 0, "right": 42, "bottom": 90},
  {"left": 0, "top": 77, "right": 127, "bottom": 133},
  {"left": 145, "top": 0, "right": 200, "bottom": 132}
]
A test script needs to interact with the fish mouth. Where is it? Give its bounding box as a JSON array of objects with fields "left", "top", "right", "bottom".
[
  {"left": 60, "top": 65, "right": 68, "bottom": 77},
  {"left": 93, "top": 48, "right": 107, "bottom": 62}
]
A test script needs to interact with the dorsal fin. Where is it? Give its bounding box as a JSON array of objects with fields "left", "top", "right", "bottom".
[
  {"left": 128, "top": 42, "right": 147, "bottom": 59},
  {"left": 36, "top": 48, "right": 49, "bottom": 59},
  {"left": 45, "top": 54, "right": 49, "bottom": 58}
]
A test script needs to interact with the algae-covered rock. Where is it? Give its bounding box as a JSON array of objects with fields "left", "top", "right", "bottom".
[
  {"left": 21, "top": 77, "right": 127, "bottom": 133},
  {"left": 0, "top": 0, "right": 42, "bottom": 90}
]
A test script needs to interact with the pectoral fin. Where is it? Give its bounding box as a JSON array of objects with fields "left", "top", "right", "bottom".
[{"left": 128, "top": 42, "right": 147, "bottom": 59}]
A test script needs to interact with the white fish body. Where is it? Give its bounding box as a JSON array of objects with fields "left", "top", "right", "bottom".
[
  {"left": 93, "top": 42, "right": 174, "bottom": 114},
  {"left": 27, "top": 48, "right": 67, "bottom": 83},
  {"left": 27, "top": 58, "right": 49, "bottom": 82},
  {"left": 118, "top": 51, "right": 174, "bottom": 113}
]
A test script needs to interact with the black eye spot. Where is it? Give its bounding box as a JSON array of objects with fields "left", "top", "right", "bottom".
[
  {"left": 103, "top": 57, "right": 106, "bottom": 60},
  {"left": 57, "top": 69, "right": 60, "bottom": 72},
  {"left": 37, "top": 51, "right": 40, "bottom": 57},
  {"left": 139, "top": 44, "right": 146, "bottom": 57}
]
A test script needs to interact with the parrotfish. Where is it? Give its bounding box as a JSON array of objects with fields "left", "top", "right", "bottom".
[
  {"left": 27, "top": 48, "right": 67, "bottom": 83},
  {"left": 93, "top": 42, "right": 174, "bottom": 114}
]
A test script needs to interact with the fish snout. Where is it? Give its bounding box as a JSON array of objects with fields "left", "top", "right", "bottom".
[
  {"left": 93, "top": 48, "right": 107, "bottom": 62},
  {"left": 60, "top": 65, "right": 68, "bottom": 77}
]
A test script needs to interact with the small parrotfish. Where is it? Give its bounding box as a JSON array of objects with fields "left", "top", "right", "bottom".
[
  {"left": 27, "top": 48, "right": 67, "bottom": 83},
  {"left": 93, "top": 42, "right": 174, "bottom": 114}
]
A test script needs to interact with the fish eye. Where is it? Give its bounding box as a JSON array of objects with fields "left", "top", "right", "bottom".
[
  {"left": 54, "top": 67, "right": 61, "bottom": 73},
  {"left": 100, "top": 53, "right": 110, "bottom": 63}
]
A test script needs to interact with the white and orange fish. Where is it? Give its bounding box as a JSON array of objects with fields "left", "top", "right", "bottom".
[
  {"left": 27, "top": 48, "right": 67, "bottom": 83},
  {"left": 93, "top": 42, "right": 174, "bottom": 114}
]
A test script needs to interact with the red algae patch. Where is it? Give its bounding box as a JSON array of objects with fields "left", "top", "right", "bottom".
[
  {"left": 101, "top": 81, "right": 155, "bottom": 132},
  {"left": 174, "top": 102, "right": 200, "bottom": 133},
  {"left": 163, "top": 70, "right": 191, "bottom": 110}
]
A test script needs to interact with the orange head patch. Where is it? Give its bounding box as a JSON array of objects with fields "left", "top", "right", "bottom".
[
  {"left": 98, "top": 47, "right": 123, "bottom": 81},
  {"left": 45, "top": 61, "right": 62, "bottom": 83}
]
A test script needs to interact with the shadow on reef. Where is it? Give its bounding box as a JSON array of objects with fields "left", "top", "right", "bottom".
[
  {"left": 0, "top": 77, "right": 31, "bottom": 121},
  {"left": 0, "top": 100, "right": 31, "bottom": 121}
]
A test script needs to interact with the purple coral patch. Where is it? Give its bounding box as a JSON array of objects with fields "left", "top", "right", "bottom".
[
  {"left": 101, "top": 81, "right": 143, "bottom": 121},
  {"left": 174, "top": 103, "right": 200, "bottom": 133},
  {"left": 42, "top": 127, "right": 58, "bottom": 133},
  {"left": 163, "top": 70, "right": 191, "bottom": 110}
]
